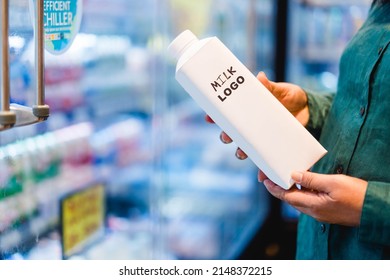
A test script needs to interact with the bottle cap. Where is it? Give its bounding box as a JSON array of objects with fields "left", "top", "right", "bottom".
[{"left": 168, "top": 30, "right": 199, "bottom": 60}]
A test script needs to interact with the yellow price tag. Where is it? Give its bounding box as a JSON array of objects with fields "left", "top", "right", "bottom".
[{"left": 61, "top": 184, "right": 105, "bottom": 259}]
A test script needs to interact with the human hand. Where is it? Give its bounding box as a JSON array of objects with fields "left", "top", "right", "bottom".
[
  {"left": 259, "top": 170, "right": 368, "bottom": 227},
  {"left": 256, "top": 71, "right": 309, "bottom": 125},
  {"left": 205, "top": 71, "right": 310, "bottom": 160}
]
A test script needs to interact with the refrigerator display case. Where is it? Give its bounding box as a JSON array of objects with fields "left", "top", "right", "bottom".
[
  {"left": 0, "top": 0, "right": 277, "bottom": 260},
  {"left": 286, "top": 0, "right": 372, "bottom": 92}
]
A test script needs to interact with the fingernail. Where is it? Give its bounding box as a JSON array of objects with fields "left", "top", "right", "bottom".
[
  {"left": 291, "top": 171, "right": 303, "bottom": 184},
  {"left": 219, "top": 133, "right": 229, "bottom": 144},
  {"left": 263, "top": 179, "right": 273, "bottom": 189},
  {"left": 235, "top": 149, "right": 246, "bottom": 160}
]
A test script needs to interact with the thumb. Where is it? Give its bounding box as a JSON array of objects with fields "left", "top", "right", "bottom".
[
  {"left": 291, "top": 171, "right": 331, "bottom": 193},
  {"left": 257, "top": 71, "right": 275, "bottom": 93}
]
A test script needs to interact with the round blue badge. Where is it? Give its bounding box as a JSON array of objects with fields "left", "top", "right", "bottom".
[{"left": 30, "top": 0, "right": 82, "bottom": 55}]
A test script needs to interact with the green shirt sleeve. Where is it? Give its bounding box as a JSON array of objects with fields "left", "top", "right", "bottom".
[
  {"left": 305, "top": 90, "right": 335, "bottom": 139},
  {"left": 359, "top": 181, "right": 390, "bottom": 246}
]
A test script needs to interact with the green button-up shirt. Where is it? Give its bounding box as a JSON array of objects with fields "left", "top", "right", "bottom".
[{"left": 296, "top": 1, "right": 390, "bottom": 259}]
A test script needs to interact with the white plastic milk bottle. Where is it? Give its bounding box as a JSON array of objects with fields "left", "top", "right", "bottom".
[{"left": 168, "top": 30, "right": 327, "bottom": 189}]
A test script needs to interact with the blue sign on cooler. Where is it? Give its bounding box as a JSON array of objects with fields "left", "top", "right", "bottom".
[{"left": 30, "top": 0, "right": 82, "bottom": 54}]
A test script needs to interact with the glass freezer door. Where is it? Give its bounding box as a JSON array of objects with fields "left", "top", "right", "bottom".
[{"left": 1, "top": 0, "right": 276, "bottom": 260}]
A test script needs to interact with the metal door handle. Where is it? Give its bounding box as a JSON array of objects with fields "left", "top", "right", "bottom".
[
  {"left": 0, "top": 0, "right": 50, "bottom": 131},
  {"left": 32, "top": 0, "right": 50, "bottom": 120},
  {"left": 0, "top": 0, "right": 16, "bottom": 131}
]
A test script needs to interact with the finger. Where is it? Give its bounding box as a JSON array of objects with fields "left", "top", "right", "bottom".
[
  {"left": 205, "top": 115, "right": 214, "bottom": 123},
  {"left": 220, "top": 131, "right": 232, "bottom": 144},
  {"left": 291, "top": 171, "right": 332, "bottom": 193},
  {"left": 263, "top": 179, "right": 322, "bottom": 208},
  {"left": 235, "top": 148, "right": 248, "bottom": 160},
  {"left": 263, "top": 179, "right": 287, "bottom": 200},
  {"left": 257, "top": 170, "right": 268, "bottom": 182},
  {"left": 257, "top": 71, "right": 275, "bottom": 93}
]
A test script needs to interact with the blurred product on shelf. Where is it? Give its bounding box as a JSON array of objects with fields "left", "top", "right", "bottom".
[{"left": 0, "top": 122, "right": 94, "bottom": 257}]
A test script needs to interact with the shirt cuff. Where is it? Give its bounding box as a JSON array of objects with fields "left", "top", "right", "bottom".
[{"left": 359, "top": 181, "right": 390, "bottom": 246}]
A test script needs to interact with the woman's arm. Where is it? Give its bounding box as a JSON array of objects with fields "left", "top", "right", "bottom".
[{"left": 305, "top": 90, "right": 335, "bottom": 140}]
